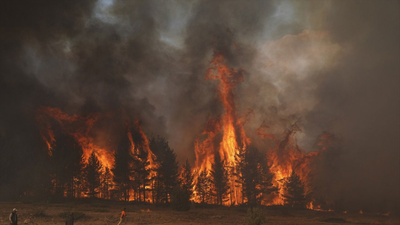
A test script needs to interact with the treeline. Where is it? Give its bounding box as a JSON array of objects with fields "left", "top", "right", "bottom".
[
  {"left": 0, "top": 128, "right": 310, "bottom": 210},
  {"left": 193, "top": 146, "right": 309, "bottom": 208},
  {"left": 0, "top": 122, "right": 183, "bottom": 204}
]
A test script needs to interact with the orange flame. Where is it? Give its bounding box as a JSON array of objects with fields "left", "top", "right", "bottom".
[
  {"left": 194, "top": 52, "right": 334, "bottom": 207},
  {"left": 37, "top": 107, "right": 158, "bottom": 201},
  {"left": 266, "top": 128, "right": 333, "bottom": 206},
  {"left": 128, "top": 120, "right": 158, "bottom": 202},
  {"left": 128, "top": 120, "right": 158, "bottom": 173},
  {"left": 194, "top": 52, "right": 249, "bottom": 204},
  {"left": 37, "top": 106, "right": 114, "bottom": 169}
]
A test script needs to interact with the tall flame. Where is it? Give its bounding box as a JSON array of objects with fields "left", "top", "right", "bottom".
[
  {"left": 194, "top": 52, "right": 332, "bottom": 207},
  {"left": 194, "top": 52, "right": 250, "bottom": 204}
]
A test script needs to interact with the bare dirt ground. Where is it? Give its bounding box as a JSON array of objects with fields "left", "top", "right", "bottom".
[{"left": 0, "top": 201, "right": 398, "bottom": 225}]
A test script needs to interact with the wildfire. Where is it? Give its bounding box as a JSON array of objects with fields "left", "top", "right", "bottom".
[
  {"left": 128, "top": 120, "right": 158, "bottom": 173},
  {"left": 265, "top": 125, "right": 329, "bottom": 206},
  {"left": 195, "top": 53, "right": 249, "bottom": 171},
  {"left": 193, "top": 52, "right": 333, "bottom": 207},
  {"left": 37, "top": 106, "right": 114, "bottom": 169},
  {"left": 35, "top": 51, "right": 335, "bottom": 207},
  {"left": 194, "top": 52, "right": 250, "bottom": 204},
  {"left": 36, "top": 106, "right": 159, "bottom": 201}
]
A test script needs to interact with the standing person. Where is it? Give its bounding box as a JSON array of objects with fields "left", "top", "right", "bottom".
[
  {"left": 117, "top": 207, "right": 126, "bottom": 225},
  {"left": 9, "top": 208, "right": 18, "bottom": 225}
]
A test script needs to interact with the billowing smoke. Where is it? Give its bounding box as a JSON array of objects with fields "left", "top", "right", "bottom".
[{"left": 0, "top": 0, "right": 398, "bottom": 211}]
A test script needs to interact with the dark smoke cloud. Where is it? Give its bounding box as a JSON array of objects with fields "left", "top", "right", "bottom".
[
  {"left": 0, "top": 0, "right": 398, "bottom": 211},
  {"left": 0, "top": 0, "right": 97, "bottom": 198},
  {"left": 305, "top": 0, "right": 400, "bottom": 212},
  {"left": 168, "top": 0, "right": 278, "bottom": 161}
]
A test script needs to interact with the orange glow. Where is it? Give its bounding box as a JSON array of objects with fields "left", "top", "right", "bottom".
[
  {"left": 194, "top": 52, "right": 249, "bottom": 204},
  {"left": 37, "top": 106, "right": 114, "bottom": 169},
  {"left": 128, "top": 120, "right": 158, "bottom": 174},
  {"left": 266, "top": 128, "right": 332, "bottom": 207},
  {"left": 37, "top": 107, "right": 158, "bottom": 201},
  {"left": 193, "top": 52, "right": 333, "bottom": 207}
]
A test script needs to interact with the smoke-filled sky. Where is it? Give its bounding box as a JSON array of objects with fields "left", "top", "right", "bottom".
[{"left": 1, "top": 0, "right": 399, "bottom": 210}]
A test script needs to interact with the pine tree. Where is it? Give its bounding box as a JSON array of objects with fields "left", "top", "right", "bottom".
[
  {"left": 181, "top": 159, "right": 194, "bottom": 199},
  {"left": 112, "top": 135, "right": 133, "bottom": 201},
  {"left": 150, "top": 136, "right": 179, "bottom": 204},
  {"left": 130, "top": 127, "right": 152, "bottom": 202},
  {"left": 210, "top": 152, "right": 229, "bottom": 205},
  {"left": 195, "top": 170, "right": 211, "bottom": 204},
  {"left": 84, "top": 151, "right": 103, "bottom": 198},
  {"left": 51, "top": 128, "right": 84, "bottom": 199},
  {"left": 64, "top": 139, "right": 84, "bottom": 199},
  {"left": 236, "top": 146, "right": 276, "bottom": 206},
  {"left": 101, "top": 167, "right": 112, "bottom": 199},
  {"left": 282, "top": 171, "right": 308, "bottom": 208},
  {"left": 171, "top": 159, "right": 194, "bottom": 210},
  {"left": 132, "top": 146, "right": 150, "bottom": 202}
]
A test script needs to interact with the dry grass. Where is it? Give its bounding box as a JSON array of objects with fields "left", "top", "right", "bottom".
[{"left": 0, "top": 201, "right": 398, "bottom": 225}]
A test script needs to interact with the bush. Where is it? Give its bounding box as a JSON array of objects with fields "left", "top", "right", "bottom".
[{"left": 245, "top": 208, "right": 265, "bottom": 225}]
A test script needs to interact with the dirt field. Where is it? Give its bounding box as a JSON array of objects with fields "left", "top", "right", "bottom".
[{"left": 0, "top": 201, "right": 398, "bottom": 225}]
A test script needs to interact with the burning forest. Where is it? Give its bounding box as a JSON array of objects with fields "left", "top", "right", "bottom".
[{"left": 0, "top": 0, "right": 399, "bottom": 218}]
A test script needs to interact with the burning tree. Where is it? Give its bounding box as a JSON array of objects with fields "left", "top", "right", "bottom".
[
  {"left": 84, "top": 151, "right": 103, "bottom": 198},
  {"left": 194, "top": 52, "right": 249, "bottom": 205},
  {"left": 195, "top": 170, "right": 212, "bottom": 204},
  {"left": 131, "top": 145, "right": 151, "bottom": 202},
  {"left": 100, "top": 167, "right": 112, "bottom": 199},
  {"left": 236, "top": 146, "right": 277, "bottom": 206},
  {"left": 112, "top": 134, "right": 132, "bottom": 201},
  {"left": 210, "top": 151, "right": 229, "bottom": 205},
  {"left": 128, "top": 121, "right": 159, "bottom": 203},
  {"left": 171, "top": 159, "right": 194, "bottom": 211},
  {"left": 150, "top": 136, "right": 179, "bottom": 204},
  {"left": 50, "top": 126, "right": 84, "bottom": 199},
  {"left": 180, "top": 159, "right": 195, "bottom": 200},
  {"left": 282, "top": 171, "right": 308, "bottom": 209}
]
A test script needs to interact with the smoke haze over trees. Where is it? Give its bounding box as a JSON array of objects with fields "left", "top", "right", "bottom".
[{"left": 0, "top": 0, "right": 398, "bottom": 213}]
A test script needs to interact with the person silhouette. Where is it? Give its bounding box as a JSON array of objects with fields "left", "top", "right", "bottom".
[{"left": 9, "top": 208, "right": 18, "bottom": 225}]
